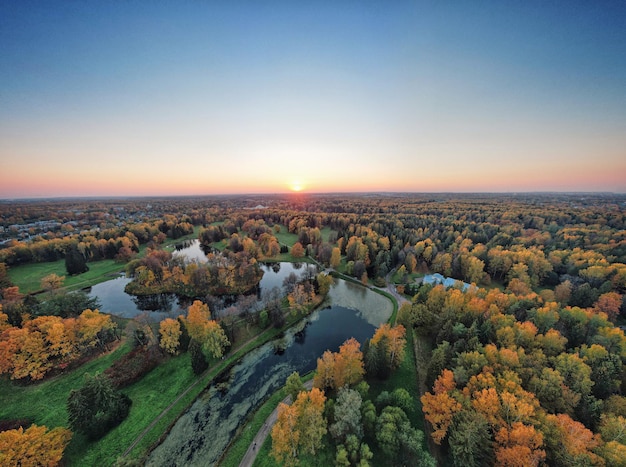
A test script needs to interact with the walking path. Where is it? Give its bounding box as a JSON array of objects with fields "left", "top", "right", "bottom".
[{"left": 238, "top": 380, "right": 314, "bottom": 467}]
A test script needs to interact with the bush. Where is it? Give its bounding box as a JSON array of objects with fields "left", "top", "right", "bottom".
[{"left": 104, "top": 345, "right": 162, "bottom": 388}]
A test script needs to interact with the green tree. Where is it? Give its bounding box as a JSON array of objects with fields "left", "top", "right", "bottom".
[
  {"left": 189, "top": 339, "right": 208, "bottom": 375},
  {"left": 285, "top": 371, "right": 305, "bottom": 403},
  {"left": 329, "top": 388, "right": 363, "bottom": 443},
  {"left": 448, "top": 411, "right": 493, "bottom": 467},
  {"left": 376, "top": 406, "right": 435, "bottom": 466},
  {"left": 67, "top": 373, "right": 131, "bottom": 440},
  {"left": 65, "top": 244, "right": 88, "bottom": 275}
]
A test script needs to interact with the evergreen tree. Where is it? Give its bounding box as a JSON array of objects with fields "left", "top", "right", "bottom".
[
  {"left": 189, "top": 339, "right": 208, "bottom": 375},
  {"left": 67, "top": 373, "right": 131, "bottom": 440},
  {"left": 65, "top": 244, "right": 88, "bottom": 275}
]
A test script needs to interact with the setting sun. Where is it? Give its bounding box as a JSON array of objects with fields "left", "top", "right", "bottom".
[{"left": 290, "top": 181, "right": 304, "bottom": 192}]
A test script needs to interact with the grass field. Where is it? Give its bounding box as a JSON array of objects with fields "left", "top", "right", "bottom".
[{"left": 0, "top": 342, "right": 132, "bottom": 431}]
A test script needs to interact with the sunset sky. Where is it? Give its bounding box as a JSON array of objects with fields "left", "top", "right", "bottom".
[{"left": 1, "top": 1, "right": 625, "bottom": 198}]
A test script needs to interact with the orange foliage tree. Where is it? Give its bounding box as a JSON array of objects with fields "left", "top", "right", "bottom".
[
  {"left": 0, "top": 424, "right": 72, "bottom": 466},
  {"left": 313, "top": 338, "right": 365, "bottom": 391},
  {"left": 271, "top": 387, "right": 327, "bottom": 466}
]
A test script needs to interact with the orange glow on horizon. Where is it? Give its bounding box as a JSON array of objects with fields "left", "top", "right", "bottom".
[{"left": 290, "top": 180, "right": 304, "bottom": 192}]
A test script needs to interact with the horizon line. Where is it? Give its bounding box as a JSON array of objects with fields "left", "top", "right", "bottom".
[{"left": 1, "top": 190, "right": 625, "bottom": 202}]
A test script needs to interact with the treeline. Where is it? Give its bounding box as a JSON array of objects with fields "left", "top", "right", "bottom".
[
  {"left": 0, "top": 218, "right": 194, "bottom": 266},
  {"left": 398, "top": 283, "right": 626, "bottom": 465},
  {"left": 0, "top": 307, "right": 116, "bottom": 381}
]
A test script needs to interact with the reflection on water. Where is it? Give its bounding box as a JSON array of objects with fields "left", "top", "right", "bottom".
[{"left": 146, "top": 281, "right": 391, "bottom": 467}]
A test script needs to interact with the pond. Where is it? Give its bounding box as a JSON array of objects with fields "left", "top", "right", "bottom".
[
  {"left": 146, "top": 278, "right": 393, "bottom": 466},
  {"left": 87, "top": 238, "right": 317, "bottom": 319}
]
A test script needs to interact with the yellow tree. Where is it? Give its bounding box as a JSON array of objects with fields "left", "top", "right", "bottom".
[
  {"left": 371, "top": 324, "right": 406, "bottom": 372},
  {"left": 0, "top": 424, "right": 72, "bottom": 466},
  {"left": 271, "top": 388, "right": 327, "bottom": 466},
  {"left": 330, "top": 247, "right": 341, "bottom": 268},
  {"left": 313, "top": 338, "right": 364, "bottom": 391},
  {"left": 40, "top": 273, "right": 65, "bottom": 293},
  {"left": 296, "top": 387, "right": 327, "bottom": 456},
  {"left": 182, "top": 300, "right": 229, "bottom": 359},
  {"left": 272, "top": 402, "right": 300, "bottom": 466},
  {"left": 159, "top": 318, "right": 182, "bottom": 355}
]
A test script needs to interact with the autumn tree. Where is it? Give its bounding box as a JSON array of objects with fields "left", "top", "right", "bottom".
[
  {"left": 291, "top": 242, "right": 305, "bottom": 258},
  {"left": 271, "top": 388, "right": 327, "bottom": 465},
  {"left": 0, "top": 424, "right": 72, "bottom": 467},
  {"left": 313, "top": 338, "right": 365, "bottom": 392},
  {"left": 41, "top": 273, "right": 65, "bottom": 293},
  {"left": 365, "top": 324, "right": 406, "bottom": 379},
  {"left": 159, "top": 318, "right": 181, "bottom": 355},
  {"left": 288, "top": 283, "right": 315, "bottom": 314},
  {"left": 494, "top": 422, "right": 545, "bottom": 467},
  {"left": 421, "top": 369, "right": 462, "bottom": 444},
  {"left": 182, "top": 300, "right": 229, "bottom": 360},
  {"left": 330, "top": 247, "right": 341, "bottom": 268},
  {"left": 594, "top": 291, "right": 622, "bottom": 322},
  {"left": 285, "top": 371, "right": 305, "bottom": 403}
]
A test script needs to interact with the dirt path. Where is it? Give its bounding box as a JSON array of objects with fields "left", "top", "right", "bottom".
[{"left": 238, "top": 380, "right": 314, "bottom": 467}]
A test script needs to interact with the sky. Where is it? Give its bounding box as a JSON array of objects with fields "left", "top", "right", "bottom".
[{"left": 1, "top": 1, "right": 625, "bottom": 198}]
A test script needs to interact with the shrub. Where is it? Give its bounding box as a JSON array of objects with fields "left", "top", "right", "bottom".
[{"left": 104, "top": 345, "right": 162, "bottom": 388}]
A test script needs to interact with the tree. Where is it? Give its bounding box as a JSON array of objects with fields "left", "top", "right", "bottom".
[
  {"left": 376, "top": 405, "right": 434, "bottom": 465},
  {"left": 330, "top": 388, "right": 363, "bottom": 443},
  {"left": 271, "top": 388, "right": 327, "bottom": 465},
  {"left": 189, "top": 339, "right": 208, "bottom": 375},
  {"left": 494, "top": 422, "right": 545, "bottom": 467},
  {"left": 594, "top": 292, "right": 622, "bottom": 322},
  {"left": 65, "top": 244, "right": 88, "bottom": 275},
  {"left": 41, "top": 273, "right": 65, "bottom": 292},
  {"left": 0, "top": 424, "right": 72, "bottom": 466},
  {"left": 330, "top": 247, "right": 341, "bottom": 268},
  {"left": 421, "top": 370, "right": 462, "bottom": 444},
  {"left": 182, "top": 300, "right": 230, "bottom": 360},
  {"left": 67, "top": 373, "right": 131, "bottom": 440},
  {"left": 316, "top": 272, "right": 333, "bottom": 296},
  {"left": 202, "top": 320, "right": 229, "bottom": 359},
  {"left": 291, "top": 242, "right": 305, "bottom": 258},
  {"left": 313, "top": 338, "right": 365, "bottom": 392},
  {"left": 366, "top": 324, "right": 406, "bottom": 379},
  {"left": 159, "top": 318, "right": 181, "bottom": 355},
  {"left": 285, "top": 371, "right": 305, "bottom": 403},
  {"left": 272, "top": 402, "right": 301, "bottom": 467},
  {"left": 448, "top": 411, "right": 494, "bottom": 467},
  {"left": 543, "top": 413, "right": 603, "bottom": 466}
]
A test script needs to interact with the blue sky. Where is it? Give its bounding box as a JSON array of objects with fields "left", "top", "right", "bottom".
[{"left": 1, "top": 1, "right": 625, "bottom": 197}]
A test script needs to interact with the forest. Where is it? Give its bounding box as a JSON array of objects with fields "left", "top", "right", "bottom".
[{"left": 0, "top": 192, "right": 625, "bottom": 466}]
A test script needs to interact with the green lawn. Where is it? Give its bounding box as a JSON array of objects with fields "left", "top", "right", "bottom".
[
  {"left": 0, "top": 343, "right": 132, "bottom": 430},
  {"left": 273, "top": 226, "right": 298, "bottom": 247},
  {"left": 8, "top": 259, "right": 123, "bottom": 295}
]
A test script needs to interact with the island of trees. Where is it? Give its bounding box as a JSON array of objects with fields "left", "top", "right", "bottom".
[{"left": 0, "top": 192, "right": 625, "bottom": 466}]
